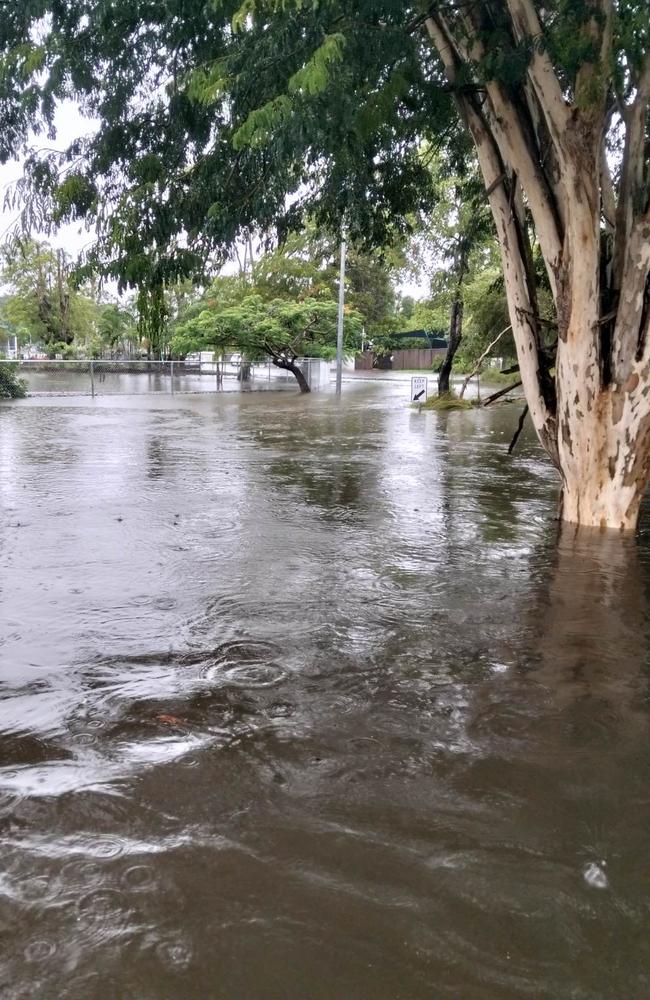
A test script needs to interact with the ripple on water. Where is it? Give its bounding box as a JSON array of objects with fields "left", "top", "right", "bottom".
[
  {"left": 88, "top": 836, "right": 124, "bottom": 859},
  {"left": 74, "top": 886, "right": 136, "bottom": 951},
  {"left": 200, "top": 638, "right": 287, "bottom": 689},
  {"left": 220, "top": 663, "right": 287, "bottom": 688},
  {"left": 156, "top": 935, "right": 194, "bottom": 969},
  {"left": 71, "top": 733, "right": 98, "bottom": 747},
  {"left": 60, "top": 859, "right": 105, "bottom": 888},
  {"left": 76, "top": 887, "right": 125, "bottom": 918},
  {"left": 121, "top": 864, "right": 156, "bottom": 892},
  {"left": 210, "top": 639, "right": 279, "bottom": 664},
  {"left": 24, "top": 939, "right": 56, "bottom": 963},
  {"left": 152, "top": 597, "right": 177, "bottom": 611},
  {"left": 18, "top": 876, "right": 51, "bottom": 902},
  {"left": 51, "top": 836, "right": 124, "bottom": 864}
]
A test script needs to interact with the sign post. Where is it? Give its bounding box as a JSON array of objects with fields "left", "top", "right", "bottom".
[
  {"left": 410, "top": 375, "right": 428, "bottom": 404},
  {"left": 335, "top": 231, "right": 346, "bottom": 397}
]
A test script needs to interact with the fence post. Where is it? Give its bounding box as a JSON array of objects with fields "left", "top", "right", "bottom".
[
  {"left": 90, "top": 360, "right": 95, "bottom": 398},
  {"left": 170, "top": 358, "right": 174, "bottom": 394}
]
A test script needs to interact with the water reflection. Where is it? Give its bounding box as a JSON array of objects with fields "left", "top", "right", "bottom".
[{"left": 532, "top": 526, "right": 649, "bottom": 731}]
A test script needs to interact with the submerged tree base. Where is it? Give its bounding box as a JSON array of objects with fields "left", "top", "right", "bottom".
[{"left": 415, "top": 393, "right": 476, "bottom": 411}]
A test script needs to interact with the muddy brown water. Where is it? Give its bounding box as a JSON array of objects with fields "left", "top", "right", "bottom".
[{"left": 1, "top": 383, "right": 650, "bottom": 999}]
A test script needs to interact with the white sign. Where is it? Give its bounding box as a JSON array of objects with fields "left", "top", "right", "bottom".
[{"left": 410, "top": 376, "right": 428, "bottom": 403}]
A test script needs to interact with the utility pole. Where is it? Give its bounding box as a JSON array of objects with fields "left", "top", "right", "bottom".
[{"left": 335, "top": 230, "right": 346, "bottom": 396}]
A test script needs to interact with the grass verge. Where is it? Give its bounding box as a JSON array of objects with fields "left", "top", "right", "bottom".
[{"left": 415, "top": 393, "right": 476, "bottom": 411}]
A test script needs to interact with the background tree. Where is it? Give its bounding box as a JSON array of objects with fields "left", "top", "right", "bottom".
[
  {"left": 406, "top": 154, "right": 495, "bottom": 394},
  {"left": 96, "top": 302, "right": 139, "bottom": 358},
  {"left": 250, "top": 227, "right": 399, "bottom": 341},
  {"left": 172, "top": 288, "right": 362, "bottom": 392},
  {"left": 0, "top": 238, "right": 99, "bottom": 357}
]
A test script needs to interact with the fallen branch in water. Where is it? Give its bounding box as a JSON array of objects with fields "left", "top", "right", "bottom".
[
  {"left": 508, "top": 404, "right": 529, "bottom": 454},
  {"left": 482, "top": 380, "right": 523, "bottom": 406},
  {"left": 459, "top": 324, "right": 512, "bottom": 398}
]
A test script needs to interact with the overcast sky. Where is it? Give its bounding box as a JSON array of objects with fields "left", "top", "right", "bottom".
[{"left": 0, "top": 102, "right": 99, "bottom": 297}]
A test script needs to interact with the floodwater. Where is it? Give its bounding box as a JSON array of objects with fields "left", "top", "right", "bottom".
[
  {"left": 17, "top": 366, "right": 295, "bottom": 396},
  {"left": 1, "top": 382, "right": 650, "bottom": 999}
]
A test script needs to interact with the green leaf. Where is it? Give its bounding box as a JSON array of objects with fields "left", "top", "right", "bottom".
[{"left": 287, "top": 33, "right": 346, "bottom": 96}]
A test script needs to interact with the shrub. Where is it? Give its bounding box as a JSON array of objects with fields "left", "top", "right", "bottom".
[{"left": 0, "top": 362, "right": 27, "bottom": 399}]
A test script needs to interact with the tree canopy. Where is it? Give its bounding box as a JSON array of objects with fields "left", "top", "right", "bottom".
[
  {"left": 174, "top": 291, "right": 361, "bottom": 391},
  {"left": 170, "top": 235, "right": 365, "bottom": 389}
]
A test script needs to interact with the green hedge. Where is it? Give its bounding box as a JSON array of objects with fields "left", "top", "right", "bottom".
[{"left": 0, "top": 363, "right": 28, "bottom": 399}]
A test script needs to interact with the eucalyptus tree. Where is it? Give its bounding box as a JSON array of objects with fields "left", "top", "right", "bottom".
[{"left": 4, "top": 0, "right": 650, "bottom": 528}]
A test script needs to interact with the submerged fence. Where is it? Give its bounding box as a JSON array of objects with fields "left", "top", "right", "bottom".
[{"left": 5, "top": 358, "right": 330, "bottom": 396}]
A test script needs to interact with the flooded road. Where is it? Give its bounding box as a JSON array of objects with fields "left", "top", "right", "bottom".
[{"left": 1, "top": 383, "right": 650, "bottom": 999}]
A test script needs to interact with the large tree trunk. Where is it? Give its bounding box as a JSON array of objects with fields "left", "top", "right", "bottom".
[
  {"left": 551, "top": 165, "right": 650, "bottom": 530},
  {"left": 555, "top": 248, "right": 650, "bottom": 529},
  {"left": 424, "top": 8, "right": 650, "bottom": 531}
]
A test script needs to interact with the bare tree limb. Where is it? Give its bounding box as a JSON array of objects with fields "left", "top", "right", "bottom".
[
  {"left": 483, "top": 380, "right": 523, "bottom": 406},
  {"left": 508, "top": 404, "right": 529, "bottom": 453},
  {"left": 459, "top": 324, "right": 512, "bottom": 398}
]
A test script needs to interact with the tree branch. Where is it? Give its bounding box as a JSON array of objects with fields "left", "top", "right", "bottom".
[
  {"left": 504, "top": 0, "right": 571, "bottom": 165},
  {"left": 508, "top": 403, "right": 529, "bottom": 453},
  {"left": 483, "top": 380, "right": 523, "bottom": 406},
  {"left": 459, "top": 324, "right": 511, "bottom": 398},
  {"left": 425, "top": 11, "right": 558, "bottom": 462},
  {"left": 613, "top": 50, "right": 650, "bottom": 291}
]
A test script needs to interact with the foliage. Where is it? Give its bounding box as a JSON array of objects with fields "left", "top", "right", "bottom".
[
  {"left": 249, "top": 226, "right": 399, "bottom": 338},
  {"left": 0, "top": 362, "right": 27, "bottom": 399},
  {"left": 0, "top": 237, "right": 143, "bottom": 357},
  {"left": 172, "top": 289, "right": 362, "bottom": 369},
  {"left": 166, "top": 229, "right": 379, "bottom": 370},
  {"left": 97, "top": 302, "right": 136, "bottom": 350},
  {"left": 1, "top": 0, "right": 461, "bottom": 322},
  {"left": 0, "top": 237, "right": 98, "bottom": 349}
]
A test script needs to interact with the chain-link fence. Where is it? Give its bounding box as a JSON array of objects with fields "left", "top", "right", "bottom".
[{"left": 4, "top": 357, "right": 331, "bottom": 396}]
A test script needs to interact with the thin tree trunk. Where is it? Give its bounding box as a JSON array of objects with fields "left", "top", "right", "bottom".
[
  {"left": 438, "top": 294, "right": 463, "bottom": 395},
  {"left": 273, "top": 358, "right": 311, "bottom": 393}
]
